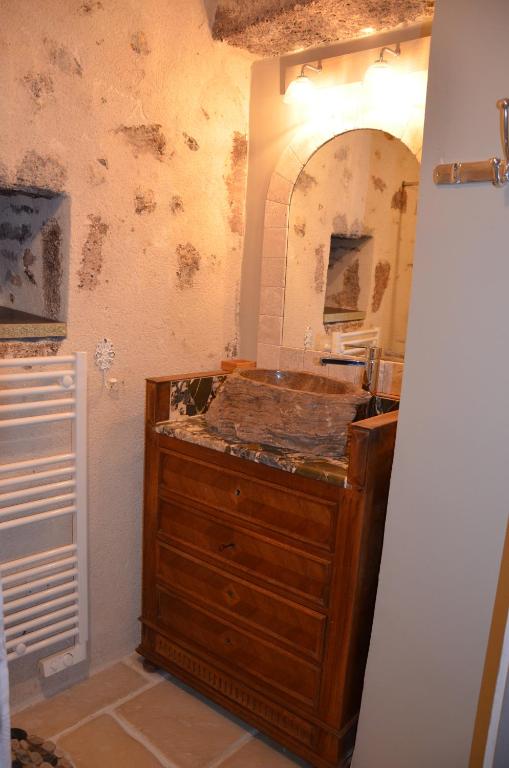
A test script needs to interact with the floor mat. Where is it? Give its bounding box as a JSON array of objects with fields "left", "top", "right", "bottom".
[{"left": 11, "top": 727, "right": 74, "bottom": 767}]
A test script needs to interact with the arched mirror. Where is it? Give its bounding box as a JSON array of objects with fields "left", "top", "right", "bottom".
[{"left": 282, "top": 129, "right": 419, "bottom": 360}]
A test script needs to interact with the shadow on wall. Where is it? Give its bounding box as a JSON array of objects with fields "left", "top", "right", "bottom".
[{"left": 202, "top": 0, "right": 218, "bottom": 30}]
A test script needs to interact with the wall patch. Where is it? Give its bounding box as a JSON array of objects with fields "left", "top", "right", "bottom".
[
  {"left": 176, "top": 242, "right": 200, "bottom": 289},
  {"left": 41, "top": 217, "right": 63, "bottom": 319},
  {"left": 116, "top": 124, "right": 167, "bottom": 160},
  {"left": 77, "top": 214, "right": 109, "bottom": 291},
  {"left": 225, "top": 131, "right": 247, "bottom": 235}
]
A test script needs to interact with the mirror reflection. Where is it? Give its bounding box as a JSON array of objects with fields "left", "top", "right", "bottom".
[{"left": 282, "top": 129, "right": 419, "bottom": 360}]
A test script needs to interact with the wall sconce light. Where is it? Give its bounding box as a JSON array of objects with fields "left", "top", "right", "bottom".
[
  {"left": 283, "top": 62, "right": 322, "bottom": 105},
  {"left": 363, "top": 43, "right": 401, "bottom": 102}
]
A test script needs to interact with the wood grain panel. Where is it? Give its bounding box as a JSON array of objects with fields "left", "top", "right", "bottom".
[
  {"left": 160, "top": 449, "right": 336, "bottom": 549},
  {"left": 156, "top": 589, "right": 321, "bottom": 708},
  {"left": 157, "top": 498, "right": 331, "bottom": 606},
  {"left": 156, "top": 543, "right": 327, "bottom": 659}
]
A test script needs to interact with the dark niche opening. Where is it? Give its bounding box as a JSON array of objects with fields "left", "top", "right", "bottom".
[
  {"left": 323, "top": 233, "right": 372, "bottom": 324},
  {"left": 0, "top": 185, "right": 69, "bottom": 340}
]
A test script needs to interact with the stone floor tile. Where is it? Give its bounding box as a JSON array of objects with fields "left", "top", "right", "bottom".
[
  {"left": 219, "top": 735, "right": 311, "bottom": 767},
  {"left": 58, "top": 714, "right": 163, "bottom": 767},
  {"left": 117, "top": 678, "right": 248, "bottom": 768},
  {"left": 13, "top": 662, "right": 147, "bottom": 737}
]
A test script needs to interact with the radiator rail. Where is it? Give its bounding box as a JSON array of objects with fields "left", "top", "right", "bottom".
[{"left": 0, "top": 353, "right": 88, "bottom": 670}]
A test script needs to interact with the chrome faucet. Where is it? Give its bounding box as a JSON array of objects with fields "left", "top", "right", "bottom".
[{"left": 320, "top": 345, "right": 382, "bottom": 395}]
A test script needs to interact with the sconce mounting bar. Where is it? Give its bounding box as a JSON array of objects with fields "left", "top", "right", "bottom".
[
  {"left": 434, "top": 99, "right": 509, "bottom": 187},
  {"left": 377, "top": 43, "right": 400, "bottom": 62},
  {"left": 300, "top": 62, "right": 322, "bottom": 76},
  {"left": 279, "top": 19, "right": 432, "bottom": 96}
]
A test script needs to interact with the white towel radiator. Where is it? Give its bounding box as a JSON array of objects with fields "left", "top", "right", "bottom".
[{"left": 0, "top": 353, "right": 88, "bottom": 676}]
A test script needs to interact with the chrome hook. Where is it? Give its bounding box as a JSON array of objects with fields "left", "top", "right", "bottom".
[
  {"left": 496, "top": 98, "right": 509, "bottom": 165},
  {"left": 434, "top": 98, "right": 509, "bottom": 187}
]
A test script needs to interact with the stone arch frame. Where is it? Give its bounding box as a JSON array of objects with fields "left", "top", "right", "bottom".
[{"left": 256, "top": 122, "right": 422, "bottom": 374}]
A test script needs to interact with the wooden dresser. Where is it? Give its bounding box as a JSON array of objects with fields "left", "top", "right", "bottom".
[{"left": 138, "top": 372, "right": 398, "bottom": 768}]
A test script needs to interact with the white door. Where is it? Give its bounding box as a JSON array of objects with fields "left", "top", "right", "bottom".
[{"left": 353, "top": 1, "right": 509, "bottom": 766}]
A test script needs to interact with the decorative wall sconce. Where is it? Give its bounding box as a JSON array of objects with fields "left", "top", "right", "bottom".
[
  {"left": 283, "top": 62, "right": 322, "bottom": 105},
  {"left": 363, "top": 43, "right": 401, "bottom": 103}
]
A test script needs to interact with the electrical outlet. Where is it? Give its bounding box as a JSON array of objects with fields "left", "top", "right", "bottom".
[{"left": 39, "top": 643, "right": 87, "bottom": 678}]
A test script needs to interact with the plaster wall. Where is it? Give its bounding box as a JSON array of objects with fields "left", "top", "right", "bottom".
[
  {"left": 353, "top": 0, "right": 509, "bottom": 765},
  {"left": 0, "top": 0, "right": 253, "bottom": 708}
]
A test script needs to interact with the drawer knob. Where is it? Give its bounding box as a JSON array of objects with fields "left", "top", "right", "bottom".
[
  {"left": 219, "top": 542, "right": 236, "bottom": 552},
  {"left": 234, "top": 488, "right": 241, "bottom": 497}
]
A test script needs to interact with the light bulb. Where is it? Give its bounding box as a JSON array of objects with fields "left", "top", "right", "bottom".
[
  {"left": 283, "top": 75, "right": 316, "bottom": 106},
  {"left": 363, "top": 60, "right": 399, "bottom": 107}
]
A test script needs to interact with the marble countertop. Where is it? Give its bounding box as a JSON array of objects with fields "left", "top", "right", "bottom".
[{"left": 156, "top": 415, "right": 350, "bottom": 487}]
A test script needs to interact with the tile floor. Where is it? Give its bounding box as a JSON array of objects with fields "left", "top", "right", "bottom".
[{"left": 12, "top": 655, "right": 311, "bottom": 768}]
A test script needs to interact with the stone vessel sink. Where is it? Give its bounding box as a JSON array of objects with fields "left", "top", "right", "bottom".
[{"left": 205, "top": 369, "right": 371, "bottom": 458}]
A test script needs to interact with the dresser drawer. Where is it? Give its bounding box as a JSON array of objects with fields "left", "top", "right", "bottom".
[
  {"left": 159, "top": 449, "right": 336, "bottom": 549},
  {"left": 156, "top": 589, "right": 321, "bottom": 708},
  {"left": 156, "top": 543, "right": 327, "bottom": 660},
  {"left": 158, "top": 499, "right": 331, "bottom": 607},
  {"left": 143, "top": 628, "right": 319, "bottom": 750}
]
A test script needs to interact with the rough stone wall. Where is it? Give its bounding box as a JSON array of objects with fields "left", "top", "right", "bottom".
[
  {"left": 213, "top": 0, "right": 434, "bottom": 56},
  {"left": 213, "top": 0, "right": 303, "bottom": 39},
  {"left": 0, "top": 0, "right": 252, "bottom": 708}
]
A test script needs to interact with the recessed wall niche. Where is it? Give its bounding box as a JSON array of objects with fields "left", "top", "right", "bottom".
[
  {"left": 0, "top": 185, "right": 69, "bottom": 339},
  {"left": 324, "top": 233, "right": 372, "bottom": 323}
]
